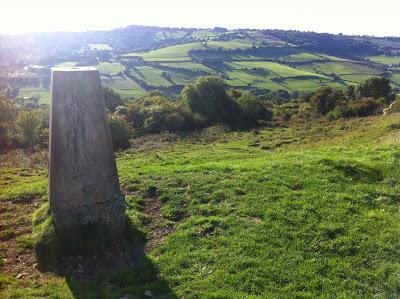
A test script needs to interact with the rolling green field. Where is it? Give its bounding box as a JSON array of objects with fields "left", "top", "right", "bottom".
[
  {"left": 88, "top": 43, "right": 113, "bottom": 51},
  {"left": 17, "top": 87, "right": 51, "bottom": 105},
  {"left": 1, "top": 114, "right": 400, "bottom": 298},
  {"left": 96, "top": 62, "right": 125, "bottom": 75},
  {"left": 115, "top": 40, "right": 394, "bottom": 96},
  {"left": 19, "top": 35, "right": 400, "bottom": 101},
  {"left": 368, "top": 55, "right": 400, "bottom": 65}
]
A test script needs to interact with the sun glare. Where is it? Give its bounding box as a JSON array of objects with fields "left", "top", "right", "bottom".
[{"left": 1, "top": 0, "right": 399, "bottom": 36}]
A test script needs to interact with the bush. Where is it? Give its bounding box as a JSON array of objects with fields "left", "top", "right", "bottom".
[
  {"left": 0, "top": 123, "right": 12, "bottom": 153},
  {"left": 236, "top": 92, "right": 272, "bottom": 125},
  {"left": 127, "top": 96, "right": 202, "bottom": 134},
  {"left": 310, "top": 87, "right": 345, "bottom": 115},
  {"left": 390, "top": 100, "right": 400, "bottom": 113},
  {"left": 357, "top": 77, "right": 392, "bottom": 100},
  {"left": 181, "top": 76, "right": 242, "bottom": 125},
  {"left": 109, "top": 116, "right": 131, "bottom": 150},
  {"left": 350, "top": 97, "right": 380, "bottom": 117},
  {"left": 16, "top": 110, "right": 42, "bottom": 149},
  {"left": 103, "top": 87, "right": 123, "bottom": 112}
]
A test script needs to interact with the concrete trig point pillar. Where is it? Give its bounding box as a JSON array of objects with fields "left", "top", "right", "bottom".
[{"left": 49, "top": 67, "right": 125, "bottom": 233}]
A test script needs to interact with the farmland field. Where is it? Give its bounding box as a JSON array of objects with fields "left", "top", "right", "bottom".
[
  {"left": 10, "top": 27, "right": 400, "bottom": 100},
  {"left": 95, "top": 62, "right": 125, "bottom": 75},
  {"left": 17, "top": 87, "right": 51, "bottom": 105},
  {"left": 367, "top": 55, "right": 400, "bottom": 65}
]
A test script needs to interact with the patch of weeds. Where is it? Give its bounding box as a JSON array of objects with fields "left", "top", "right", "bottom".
[
  {"left": 319, "top": 158, "right": 384, "bottom": 183},
  {"left": 16, "top": 234, "right": 34, "bottom": 253},
  {"left": 161, "top": 205, "right": 186, "bottom": 222},
  {"left": 0, "top": 229, "right": 15, "bottom": 241},
  {"left": 387, "top": 123, "right": 400, "bottom": 131},
  {"left": 234, "top": 188, "right": 246, "bottom": 196},
  {"left": 146, "top": 186, "right": 158, "bottom": 197}
]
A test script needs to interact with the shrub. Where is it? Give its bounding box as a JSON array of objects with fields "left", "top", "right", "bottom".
[
  {"left": 310, "top": 87, "right": 345, "bottom": 115},
  {"left": 16, "top": 110, "right": 42, "bottom": 149},
  {"left": 236, "top": 92, "right": 272, "bottom": 125},
  {"left": 181, "top": 76, "right": 241, "bottom": 125},
  {"left": 390, "top": 100, "right": 400, "bottom": 113},
  {"left": 350, "top": 97, "right": 380, "bottom": 117},
  {"left": 357, "top": 77, "right": 392, "bottom": 100},
  {"left": 109, "top": 116, "right": 131, "bottom": 150},
  {"left": 0, "top": 123, "right": 12, "bottom": 153},
  {"left": 103, "top": 87, "right": 123, "bottom": 112},
  {"left": 127, "top": 96, "right": 202, "bottom": 134}
]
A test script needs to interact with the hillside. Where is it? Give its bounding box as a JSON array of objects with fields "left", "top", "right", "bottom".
[
  {"left": 1, "top": 26, "right": 400, "bottom": 103},
  {"left": 1, "top": 113, "right": 400, "bottom": 297}
]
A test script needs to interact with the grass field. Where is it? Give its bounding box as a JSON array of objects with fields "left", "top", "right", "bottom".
[
  {"left": 1, "top": 114, "right": 400, "bottom": 297},
  {"left": 17, "top": 87, "right": 51, "bottom": 105},
  {"left": 49, "top": 38, "right": 399, "bottom": 97},
  {"left": 305, "top": 61, "right": 380, "bottom": 76},
  {"left": 160, "top": 62, "right": 216, "bottom": 74},
  {"left": 367, "top": 55, "right": 400, "bottom": 65},
  {"left": 125, "top": 43, "right": 204, "bottom": 61},
  {"left": 89, "top": 43, "right": 113, "bottom": 51},
  {"left": 101, "top": 75, "right": 146, "bottom": 98},
  {"left": 96, "top": 62, "right": 125, "bottom": 75},
  {"left": 54, "top": 61, "right": 78, "bottom": 67}
]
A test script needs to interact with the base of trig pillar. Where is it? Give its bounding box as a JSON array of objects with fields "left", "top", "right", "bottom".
[{"left": 51, "top": 194, "right": 126, "bottom": 233}]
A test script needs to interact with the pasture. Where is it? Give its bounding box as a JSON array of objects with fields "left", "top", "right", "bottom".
[{"left": 2, "top": 114, "right": 400, "bottom": 297}]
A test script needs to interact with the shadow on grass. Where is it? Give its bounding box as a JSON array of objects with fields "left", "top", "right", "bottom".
[
  {"left": 34, "top": 210, "right": 178, "bottom": 298},
  {"left": 66, "top": 255, "right": 178, "bottom": 299}
]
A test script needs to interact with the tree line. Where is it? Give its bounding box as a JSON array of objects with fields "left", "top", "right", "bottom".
[{"left": 0, "top": 76, "right": 398, "bottom": 153}]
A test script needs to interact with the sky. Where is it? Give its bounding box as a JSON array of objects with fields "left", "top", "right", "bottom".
[{"left": 1, "top": 0, "right": 399, "bottom": 36}]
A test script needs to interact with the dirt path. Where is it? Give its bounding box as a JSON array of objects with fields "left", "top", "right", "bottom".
[
  {"left": 142, "top": 196, "right": 174, "bottom": 254},
  {"left": 0, "top": 197, "right": 43, "bottom": 279},
  {"left": 0, "top": 193, "right": 174, "bottom": 280}
]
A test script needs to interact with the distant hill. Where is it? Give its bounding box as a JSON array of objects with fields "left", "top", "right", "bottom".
[{"left": 1, "top": 25, "right": 400, "bottom": 102}]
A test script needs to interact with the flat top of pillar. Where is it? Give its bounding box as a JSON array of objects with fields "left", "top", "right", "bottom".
[{"left": 52, "top": 66, "right": 98, "bottom": 72}]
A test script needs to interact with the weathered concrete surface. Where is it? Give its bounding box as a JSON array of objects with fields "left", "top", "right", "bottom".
[{"left": 49, "top": 67, "right": 125, "bottom": 232}]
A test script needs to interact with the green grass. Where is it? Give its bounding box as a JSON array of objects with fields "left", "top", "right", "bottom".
[
  {"left": 226, "top": 61, "right": 329, "bottom": 79},
  {"left": 127, "top": 40, "right": 257, "bottom": 62},
  {"left": 54, "top": 61, "right": 78, "bottom": 67},
  {"left": 2, "top": 114, "right": 400, "bottom": 297},
  {"left": 125, "top": 43, "right": 205, "bottom": 61},
  {"left": 309, "top": 61, "right": 380, "bottom": 76},
  {"left": 390, "top": 73, "right": 400, "bottom": 86},
  {"left": 95, "top": 62, "right": 125, "bottom": 75},
  {"left": 18, "top": 87, "right": 51, "bottom": 105},
  {"left": 134, "top": 66, "right": 174, "bottom": 86},
  {"left": 101, "top": 75, "right": 146, "bottom": 98},
  {"left": 120, "top": 40, "right": 398, "bottom": 92},
  {"left": 0, "top": 168, "right": 47, "bottom": 202},
  {"left": 367, "top": 55, "right": 400, "bottom": 65},
  {"left": 88, "top": 43, "right": 113, "bottom": 51},
  {"left": 160, "top": 62, "right": 216, "bottom": 74}
]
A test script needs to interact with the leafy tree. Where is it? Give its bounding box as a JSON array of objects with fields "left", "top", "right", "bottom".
[
  {"left": 108, "top": 116, "right": 131, "bottom": 150},
  {"left": 103, "top": 87, "right": 123, "bottom": 112},
  {"left": 310, "top": 87, "right": 345, "bottom": 115},
  {"left": 127, "top": 95, "right": 202, "bottom": 134},
  {"left": 181, "top": 76, "right": 241, "bottom": 125},
  {"left": 350, "top": 97, "right": 380, "bottom": 117},
  {"left": 345, "top": 85, "right": 357, "bottom": 101},
  {"left": 236, "top": 92, "right": 272, "bottom": 125},
  {"left": 16, "top": 110, "right": 42, "bottom": 148},
  {"left": 0, "top": 123, "right": 11, "bottom": 153},
  {"left": 357, "top": 77, "right": 392, "bottom": 100}
]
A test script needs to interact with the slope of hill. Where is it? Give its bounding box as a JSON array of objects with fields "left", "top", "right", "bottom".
[
  {"left": 1, "top": 113, "right": 400, "bottom": 297},
  {"left": 1, "top": 25, "right": 400, "bottom": 102}
]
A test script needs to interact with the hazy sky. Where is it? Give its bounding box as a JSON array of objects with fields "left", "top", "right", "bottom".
[{"left": 1, "top": 0, "right": 399, "bottom": 36}]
